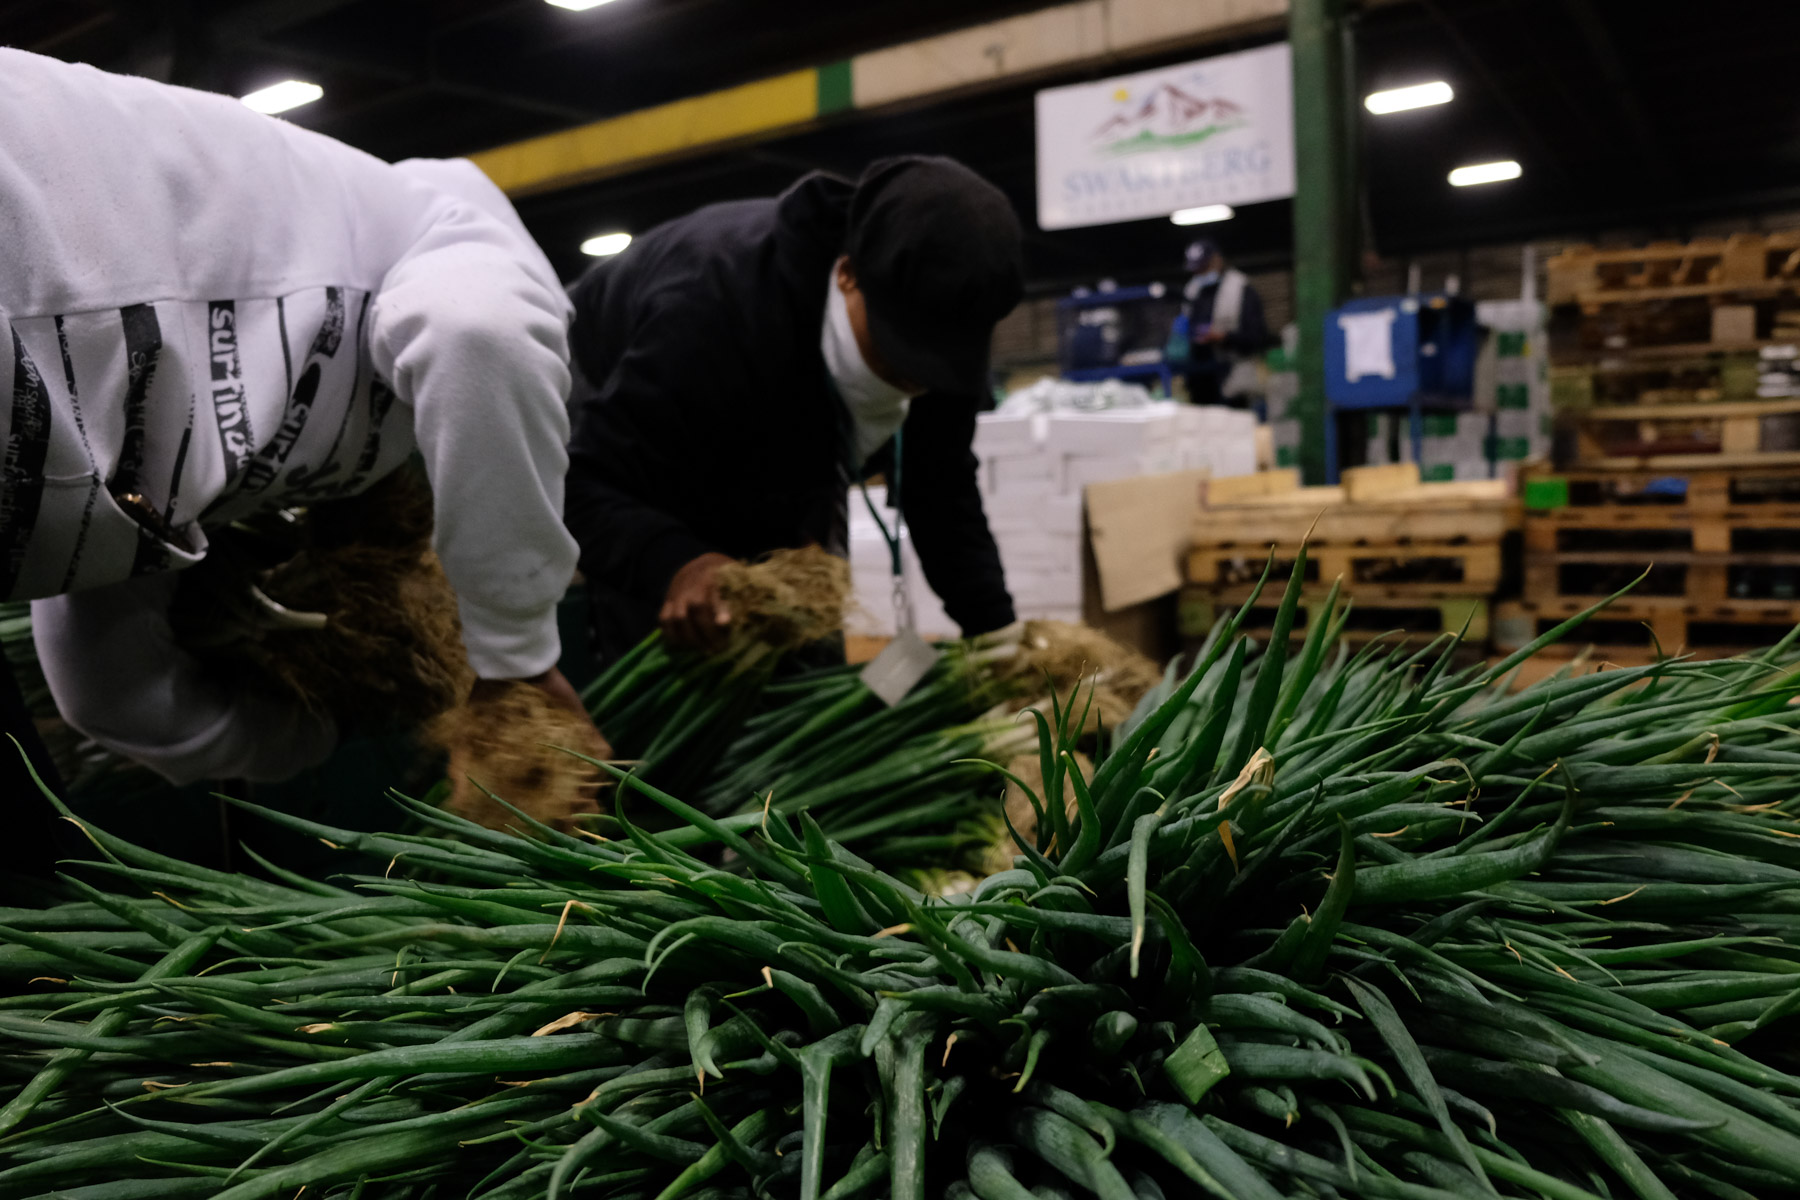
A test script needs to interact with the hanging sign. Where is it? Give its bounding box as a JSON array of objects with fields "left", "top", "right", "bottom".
[{"left": 1034, "top": 42, "right": 1295, "bottom": 231}]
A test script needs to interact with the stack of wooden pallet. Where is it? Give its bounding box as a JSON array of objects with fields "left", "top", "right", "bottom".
[
  {"left": 1512, "top": 234, "right": 1800, "bottom": 663},
  {"left": 1496, "top": 462, "right": 1800, "bottom": 663},
  {"left": 1179, "top": 464, "right": 1514, "bottom": 646},
  {"left": 1546, "top": 233, "right": 1800, "bottom": 467}
]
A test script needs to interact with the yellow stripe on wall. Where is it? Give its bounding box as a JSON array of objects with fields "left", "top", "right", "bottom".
[{"left": 471, "top": 69, "right": 820, "bottom": 197}]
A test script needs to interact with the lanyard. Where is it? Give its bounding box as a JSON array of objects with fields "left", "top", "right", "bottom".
[
  {"left": 829, "top": 372, "right": 913, "bottom": 633},
  {"left": 856, "top": 427, "right": 912, "bottom": 633}
]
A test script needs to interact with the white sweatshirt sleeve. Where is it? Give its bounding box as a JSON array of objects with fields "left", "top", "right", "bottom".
[
  {"left": 31, "top": 575, "right": 338, "bottom": 786},
  {"left": 369, "top": 203, "right": 579, "bottom": 680}
]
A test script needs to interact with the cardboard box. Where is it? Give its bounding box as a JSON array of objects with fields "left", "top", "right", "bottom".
[
  {"left": 982, "top": 452, "right": 1055, "bottom": 494},
  {"left": 1713, "top": 304, "right": 1757, "bottom": 345},
  {"left": 1044, "top": 408, "right": 1180, "bottom": 456},
  {"left": 996, "top": 529, "right": 1082, "bottom": 569},
  {"left": 1183, "top": 438, "right": 1257, "bottom": 478},
  {"left": 1083, "top": 469, "right": 1209, "bottom": 613},
  {"left": 983, "top": 489, "right": 1083, "bottom": 533},
  {"left": 972, "top": 411, "right": 1045, "bottom": 455},
  {"left": 1061, "top": 449, "right": 1184, "bottom": 493},
  {"left": 1006, "top": 566, "right": 1083, "bottom": 612}
]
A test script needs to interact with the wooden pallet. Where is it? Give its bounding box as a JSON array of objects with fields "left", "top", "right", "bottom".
[
  {"left": 1493, "top": 597, "right": 1800, "bottom": 659},
  {"left": 1522, "top": 462, "right": 1800, "bottom": 516},
  {"left": 1560, "top": 398, "right": 1800, "bottom": 467},
  {"left": 1188, "top": 540, "right": 1501, "bottom": 595},
  {"left": 1179, "top": 586, "right": 1490, "bottom": 644},
  {"left": 1194, "top": 465, "right": 1515, "bottom": 545},
  {"left": 1547, "top": 233, "right": 1800, "bottom": 307},
  {"left": 1525, "top": 503, "right": 1800, "bottom": 551},
  {"left": 1521, "top": 462, "right": 1800, "bottom": 603},
  {"left": 1523, "top": 553, "right": 1800, "bottom": 606},
  {"left": 1549, "top": 355, "right": 1763, "bottom": 409}
]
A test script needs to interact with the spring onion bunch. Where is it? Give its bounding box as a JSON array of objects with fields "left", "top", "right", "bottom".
[
  {"left": 5, "top": 554, "right": 1800, "bottom": 1198},
  {"left": 583, "top": 550, "right": 851, "bottom": 798},
  {"left": 694, "top": 643, "right": 1032, "bottom": 874}
]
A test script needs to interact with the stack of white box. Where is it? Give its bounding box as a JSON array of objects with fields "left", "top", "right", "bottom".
[
  {"left": 848, "top": 399, "right": 1258, "bottom": 636},
  {"left": 981, "top": 401, "right": 1256, "bottom": 623},
  {"left": 1172, "top": 404, "right": 1259, "bottom": 478},
  {"left": 1479, "top": 298, "right": 1552, "bottom": 468},
  {"left": 976, "top": 409, "right": 1085, "bottom": 624}
]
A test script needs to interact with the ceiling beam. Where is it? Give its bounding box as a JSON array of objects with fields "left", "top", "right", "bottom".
[
  {"left": 1413, "top": 0, "right": 1565, "bottom": 181},
  {"left": 25, "top": 9, "right": 112, "bottom": 55},
  {"left": 469, "top": 0, "right": 1289, "bottom": 197},
  {"left": 211, "top": 0, "right": 367, "bottom": 41},
  {"left": 225, "top": 35, "right": 605, "bottom": 125},
  {"left": 1560, "top": 0, "right": 1671, "bottom": 181}
]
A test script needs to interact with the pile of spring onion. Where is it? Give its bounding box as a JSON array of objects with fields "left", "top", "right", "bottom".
[
  {"left": 692, "top": 646, "right": 1030, "bottom": 873},
  {"left": 587, "top": 633, "right": 1011, "bottom": 872},
  {"left": 6, "top": 554, "right": 1800, "bottom": 1199},
  {"left": 603, "top": 621, "right": 1150, "bottom": 875},
  {"left": 583, "top": 549, "right": 850, "bottom": 799}
]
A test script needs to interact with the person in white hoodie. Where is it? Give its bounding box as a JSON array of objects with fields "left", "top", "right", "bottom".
[{"left": 0, "top": 50, "right": 587, "bottom": 873}]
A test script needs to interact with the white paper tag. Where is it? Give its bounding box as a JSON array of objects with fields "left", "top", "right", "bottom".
[
  {"left": 1339, "top": 308, "right": 1398, "bottom": 381},
  {"left": 860, "top": 629, "right": 940, "bottom": 707}
]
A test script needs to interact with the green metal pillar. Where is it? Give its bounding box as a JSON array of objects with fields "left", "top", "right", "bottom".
[{"left": 1289, "top": 0, "right": 1356, "bottom": 484}]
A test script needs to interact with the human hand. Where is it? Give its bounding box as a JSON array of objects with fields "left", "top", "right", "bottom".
[
  {"left": 473, "top": 666, "right": 593, "bottom": 727},
  {"left": 660, "top": 552, "right": 737, "bottom": 652},
  {"left": 441, "top": 672, "right": 612, "bottom": 833}
]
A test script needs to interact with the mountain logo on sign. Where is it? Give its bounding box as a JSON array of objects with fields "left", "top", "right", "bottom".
[{"left": 1093, "top": 83, "right": 1246, "bottom": 156}]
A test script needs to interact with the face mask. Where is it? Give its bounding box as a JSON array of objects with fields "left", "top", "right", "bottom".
[{"left": 823, "top": 276, "right": 913, "bottom": 466}]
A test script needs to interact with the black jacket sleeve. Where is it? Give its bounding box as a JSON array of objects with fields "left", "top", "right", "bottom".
[
  {"left": 563, "top": 294, "right": 727, "bottom": 609},
  {"left": 890, "top": 397, "right": 1015, "bottom": 637}
]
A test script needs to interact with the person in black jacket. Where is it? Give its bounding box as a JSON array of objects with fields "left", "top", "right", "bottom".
[
  {"left": 563, "top": 156, "right": 1023, "bottom": 663},
  {"left": 1180, "top": 238, "right": 1275, "bottom": 408}
]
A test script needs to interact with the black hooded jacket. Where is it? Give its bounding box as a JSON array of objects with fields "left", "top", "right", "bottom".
[{"left": 563, "top": 172, "right": 1015, "bottom": 661}]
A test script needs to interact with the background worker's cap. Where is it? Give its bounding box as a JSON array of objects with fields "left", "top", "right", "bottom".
[
  {"left": 1185, "top": 238, "right": 1223, "bottom": 273},
  {"left": 846, "top": 156, "right": 1024, "bottom": 396}
]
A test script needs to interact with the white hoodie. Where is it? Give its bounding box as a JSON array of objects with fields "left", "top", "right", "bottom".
[{"left": 1, "top": 50, "right": 579, "bottom": 783}]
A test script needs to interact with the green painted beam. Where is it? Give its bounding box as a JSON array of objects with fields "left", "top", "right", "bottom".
[
  {"left": 472, "top": 0, "right": 1289, "bottom": 197},
  {"left": 1288, "top": 0, "right": 1355, "bottom": 485},
  {"left": 816, "top": 59, "right": 854, "bottom": 115}
]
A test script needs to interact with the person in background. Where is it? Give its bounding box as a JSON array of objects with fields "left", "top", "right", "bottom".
[
  {"left": 563, "top": 156, "right": 1022, "bottom": 663},
  {"left": 0, "top": 50, "right": 590, "bottom": 883},
  {"left": 1178, "top": 238, "right": 1275, "bottom": 408}
]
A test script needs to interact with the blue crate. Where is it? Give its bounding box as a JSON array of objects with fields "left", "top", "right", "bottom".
[
  {"left": 1319, "top": 294, "right": 1481, "bottom": 482},
  {"left": 1324, "top": 294, "right": 1478, "bottom": 410}
]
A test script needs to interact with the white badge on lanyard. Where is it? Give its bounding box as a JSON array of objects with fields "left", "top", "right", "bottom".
[{"left": 856, "top": 428, "right": 939, "bottom": 706}]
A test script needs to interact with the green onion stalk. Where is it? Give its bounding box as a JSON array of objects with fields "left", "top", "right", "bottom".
[
  {"left": 594, "top": 623, "right": 1043, "bottom": 877},
  {"left": 8, "top": 557, "right": 1800, "bottom": 1198},
  {"left": 693, "top": 638, "right": 1037, "bottom": 878},
  {"left": 583, "top": 548, "right": 851, "bottom": 798},
  {"left": 633, "top": 621, "right": 1154, "bottom": 879}
]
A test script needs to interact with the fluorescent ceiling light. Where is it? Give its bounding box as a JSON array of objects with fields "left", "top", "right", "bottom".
[
  {"left": 1448, "top": 160, "right": 1522, "bottom": 187},
  {"left": 1364, "top": 81, "right": 1453, "bottom": 115},
  {"left": 547, "top": 0, "right": 619, "bottom": 9},
  {"left": 581, "top": 232, "right": 632, "bottom": 257},
  {"left": 240, "top": 80, "right": 323, "bottom": 115},
  {"left": 1170, "top": 204, "right": 1234, "bottom": 226}
]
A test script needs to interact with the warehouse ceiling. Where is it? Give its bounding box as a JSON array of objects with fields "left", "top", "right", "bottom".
[{"left": 7, "top": 0, "right": 1800, "bottom": 292}]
